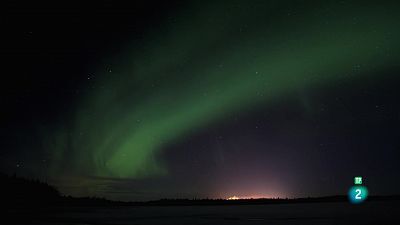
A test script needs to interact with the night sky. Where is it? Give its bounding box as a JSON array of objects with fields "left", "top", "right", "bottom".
[{"left": 1, "top": 0, "right": 400, "bottom": 201}]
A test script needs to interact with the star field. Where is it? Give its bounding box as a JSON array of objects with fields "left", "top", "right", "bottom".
[{"left": 1, "top": 0, "right": 400, "bottom": 201}]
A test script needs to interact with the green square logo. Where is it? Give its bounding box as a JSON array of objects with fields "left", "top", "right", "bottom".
[{"left": 354, "top": 176, "right": 362, "bottom": 185}]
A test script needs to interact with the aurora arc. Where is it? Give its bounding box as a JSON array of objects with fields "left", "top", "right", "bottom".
[{"left": 47, "top": 1, "right": 400, "bottom": 179}]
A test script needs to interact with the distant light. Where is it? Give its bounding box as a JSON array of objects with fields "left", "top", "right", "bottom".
[
  {"left": 226, "top": 194, "right": 271, "bottom": 200},
  {"left": 227, "top": 196, "right": 240, "bottom": 200}
]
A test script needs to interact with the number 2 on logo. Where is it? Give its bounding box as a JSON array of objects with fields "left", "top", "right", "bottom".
[{"left": 355, "top": 189, "right": 362, "bottom": 199}]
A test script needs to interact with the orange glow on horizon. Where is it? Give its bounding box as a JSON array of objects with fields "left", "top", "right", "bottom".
[
  {"left": 226, "top": 194, "right": 271, "bottom": 200},
  {"left": 227, "top": 196, "right": 240, "bottom": 200}
]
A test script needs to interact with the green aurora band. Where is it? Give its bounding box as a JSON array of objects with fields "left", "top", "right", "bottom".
[{"left": 46, "top": 1, "right": 400, "bottom": 179}]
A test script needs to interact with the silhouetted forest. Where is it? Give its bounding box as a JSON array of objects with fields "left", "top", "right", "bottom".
[
  {"left": 1, "top": 173, "right": 121, "bottom": 209},
  {"left": 4, "top": 173, "right": 399, "bottom": 225},
  {"left": 2, "top": 173, "right": 399, "bottom": 209},
  {"left": 2, "top": 173, "right": 60, "bottom": 206}
]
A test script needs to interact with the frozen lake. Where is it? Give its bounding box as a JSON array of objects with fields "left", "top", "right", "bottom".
[{"left": 10, "top": 201, "right": 399, "bottom": 225}]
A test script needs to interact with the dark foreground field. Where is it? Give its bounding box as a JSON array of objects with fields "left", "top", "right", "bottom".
[{"left": 7, "top": 200, "right": 399, "bottom": 225}]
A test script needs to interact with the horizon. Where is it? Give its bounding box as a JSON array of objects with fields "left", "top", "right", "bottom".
[{"left": 3, "top": 172, "right": 400, "bottom": 203}]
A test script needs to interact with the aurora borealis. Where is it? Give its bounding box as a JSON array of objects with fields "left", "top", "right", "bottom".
[{"left": 2, "top": 0, "right": 400, "bottom": 200}]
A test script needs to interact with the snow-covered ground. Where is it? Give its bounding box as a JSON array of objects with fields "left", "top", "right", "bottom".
[{"left": 15, "top": 201, "right": 400, "bottom": 225}]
